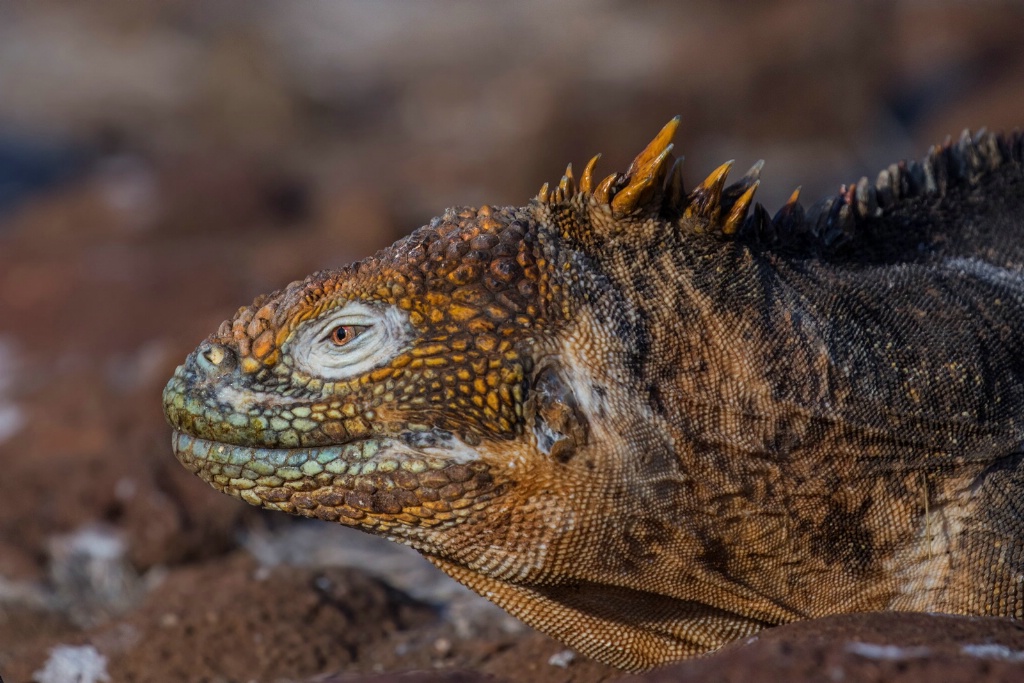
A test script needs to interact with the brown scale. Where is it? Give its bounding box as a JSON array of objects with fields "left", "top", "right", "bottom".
[{"left": 267, "top": 461, "right": 503, "bottom": 530}]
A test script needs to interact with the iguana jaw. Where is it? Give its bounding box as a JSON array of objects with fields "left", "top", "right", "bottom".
[{"left": 170, "top": 429, "right": 507, "bottom": 533}]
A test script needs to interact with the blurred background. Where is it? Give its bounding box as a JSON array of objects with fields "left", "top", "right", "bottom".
[{"left": 0, "top": 1, "right": 1022, "bottom": 681}]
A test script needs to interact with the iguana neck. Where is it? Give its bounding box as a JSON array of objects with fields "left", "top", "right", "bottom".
[{"left": 548, "top": 219, "right": 1005, "bottom": 623}]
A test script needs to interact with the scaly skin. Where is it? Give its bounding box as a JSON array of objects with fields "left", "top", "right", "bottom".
[{"left": 164, "top": 119, "right": 1024, "bottom": 671}]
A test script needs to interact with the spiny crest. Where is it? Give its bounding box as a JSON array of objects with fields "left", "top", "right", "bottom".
[
  {"left": 535, "top": 116, "right": 769, "bottom": 235},
  {"left": 536, "top": 117, "right": 1024, "bottom": 251},
  {"left": 744, "top": 127, "right": 1023, "bottom": 251}
]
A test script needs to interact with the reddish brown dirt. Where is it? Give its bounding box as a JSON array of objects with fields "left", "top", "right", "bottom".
[
  {"left": 634, "top": 613, "right": 1024, "bottom": 683},
  {"left": 1, "top": 3, "right": 1023, "bottom": 682}
]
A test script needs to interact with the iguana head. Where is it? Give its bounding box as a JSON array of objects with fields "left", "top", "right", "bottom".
[
  {"left": 163, "top": 199, "right": 585, "bottom": 567},
  {"left": 164, "top": 118, "right": 780, "bottom": 669}
]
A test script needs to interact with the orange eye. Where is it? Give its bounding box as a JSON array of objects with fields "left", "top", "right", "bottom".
[{"left": 329, "top": 325, "right": 359, "bottom": 346}]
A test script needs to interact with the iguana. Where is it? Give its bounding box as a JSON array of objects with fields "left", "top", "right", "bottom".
[{"left": 163, "top": 118, "right": 1024, "bottom": 671}]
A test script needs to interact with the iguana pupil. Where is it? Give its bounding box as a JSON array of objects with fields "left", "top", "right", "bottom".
[
  {"left": 328, "top": 325, "right": 356, "bottom": 345},
  {"left": 164, "top": 118, "right": 1024, "bottom": 672}
]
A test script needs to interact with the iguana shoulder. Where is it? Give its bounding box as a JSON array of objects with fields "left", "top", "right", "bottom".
[{"left": 164, "top": 119, "right": 1024, "bottom": 671}]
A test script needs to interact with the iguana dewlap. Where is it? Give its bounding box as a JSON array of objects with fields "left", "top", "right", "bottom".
[{"left": 164, "top": 119, "right": 1024, "bottom": 671}]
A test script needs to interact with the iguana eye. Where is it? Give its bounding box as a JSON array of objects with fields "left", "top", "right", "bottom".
[
  {"left": 289, "top": 302, "right": 413, "bottom": 381},
  {"left": 326, "top": 325, "right": 364, "bottom": 346}
]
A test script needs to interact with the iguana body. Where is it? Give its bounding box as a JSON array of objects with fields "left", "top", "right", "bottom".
[{"left": 163, "top": 119, "right": 1024, "bottom": 671}]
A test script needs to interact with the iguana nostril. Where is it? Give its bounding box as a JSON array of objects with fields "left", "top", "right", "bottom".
[{"left": 197, "top": 343, "right": 236, "bottom": 377}]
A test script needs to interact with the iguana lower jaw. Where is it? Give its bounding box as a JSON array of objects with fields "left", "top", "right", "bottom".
[{"left": 169, "top": 430, "right": 506, "bottom": 533}]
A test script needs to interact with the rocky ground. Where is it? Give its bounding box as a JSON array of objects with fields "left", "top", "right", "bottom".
[{"left": 1, "top": 2, "right": 1023, "bottom": 682}]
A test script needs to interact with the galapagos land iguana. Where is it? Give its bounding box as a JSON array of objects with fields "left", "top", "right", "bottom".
[{"left": 163, "top": 118, "right": 1024, "bottom": 671}]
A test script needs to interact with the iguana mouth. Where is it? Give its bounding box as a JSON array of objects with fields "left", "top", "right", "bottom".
[{"left": 170, "top": 430, "right": 503, "bottom": 527}]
